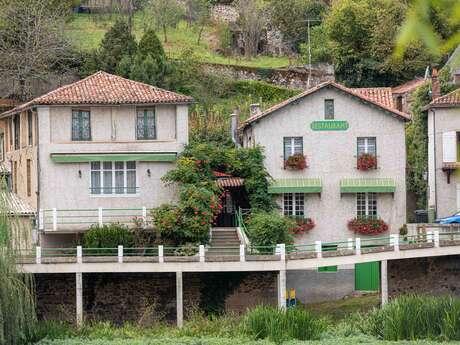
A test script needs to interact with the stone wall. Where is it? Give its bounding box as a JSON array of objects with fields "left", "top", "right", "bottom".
[
  {"left": 35, "top": 271, "right": 277, "bottom": 324},
  {"left": 389, "top": 255, "right": 460, "bottom": 297},
  {"left": 204, "top": 63, "right": 334, "bottom": 90}
]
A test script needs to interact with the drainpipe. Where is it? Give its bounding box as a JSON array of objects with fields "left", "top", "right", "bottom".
[{"left": 433, "top": 108, "right": 437, "bottom": 218}]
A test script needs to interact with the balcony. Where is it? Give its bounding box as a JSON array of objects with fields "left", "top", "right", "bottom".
[{"left": 38, "top": 207, "right": 152, "bottom": 232}]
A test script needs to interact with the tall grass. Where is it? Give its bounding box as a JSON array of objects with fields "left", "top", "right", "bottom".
[
  {"left": 0, "top": 189, "right": 37, "bottom": 345},
  {"left": 356, "top": 295, "right": 460, "bottom": 341},
  {"left": 243, "top": 306, "right": 328, "bottom": 343}
]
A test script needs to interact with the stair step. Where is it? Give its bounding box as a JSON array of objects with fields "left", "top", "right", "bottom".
[{"left": 210, "top": 241, "right": 241, "bottom": 245}]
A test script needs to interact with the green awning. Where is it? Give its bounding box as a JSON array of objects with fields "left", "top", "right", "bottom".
[
  {"left": 51, "top": 153, "right": 177, "bottom": 163},
  {"left": 268, "top": 178, "right": 322, "bottom": 194},
  {"left": 340, "top": 178, "right": 396, "bottom": 193}
]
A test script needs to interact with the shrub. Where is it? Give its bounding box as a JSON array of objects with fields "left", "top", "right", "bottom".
[
  {"left": 246, "top": 212, "right": 294, "bottom": 247},
  {"left": 244, "top": 306, "right": 327, "bottom": 343},
  {"left": 357, "top": 295, "right": 460, "bottom": 341},
  {"left": 357, "top": 154, "right": 377, "bottom": 171},
  {"left": 347, "top": 217, "right": 388, "bottom": 235},
  {"left": 82, "top": 223, "right": 134, "bottom": 248}
]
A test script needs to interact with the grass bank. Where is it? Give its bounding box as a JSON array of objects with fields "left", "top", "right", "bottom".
[{"left": 66, "top": 14, "right": 292, "bottom": 68}]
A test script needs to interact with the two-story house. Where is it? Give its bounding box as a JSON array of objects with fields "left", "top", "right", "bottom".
[
  {"left": 240, "top": 81, "right": 409, "bottom": 301},
  {"left": 0, "top": 71, "right": 193, "bottom": 247},
  {"left": 426, "top": 84, "right": 460, "bottom": 219}
]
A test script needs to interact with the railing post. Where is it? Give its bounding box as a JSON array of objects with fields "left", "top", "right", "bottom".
[
  {"left": 52, "top": 208, "right": 57, "bottom": 231},
  {"left": 158, "top": 245, "right": 164, "bottom": 263},
  {"left": 355, "top": 238, "right": 361, "bottom": 255},
  {"left": 142, "top": 206, "right": 147, "bottom": 228},
  {"left": 427, "top": 231, "right": 433, "bottom": 243},
  {"left": 347, "top": 238, "right": 353, "bottom": 250},
  {"left": 391, "top": 234, "right": 399, "bottom": 251},
  {"left": 39, "top": 209, "right": 44, "bottom": 231},
  {"left": 35, "top": 246, "right": 41, "bottom": 264},
  {"left": 279, "top": 243, "right": 286, "bottom": 261},
  {"left": 315, "top": 241, "right": 322, "bottom": 258},
  {"left": 77, "top": 246, "right": 82, "bottom": 264},
  {"left": 118, "top": 245, "right": 123, "bottom": 263},
  {"left": 434, "top": 231, "right": 440, "bottom": 248},
  {"left": 199, "top": 245, "right": 205, "bottom": 262},
  {"left": 98, "top": 207, "right": 103, "bottom": 226},
  {"left": 240, "top": 244, "right": 245, "bottom": 262}
]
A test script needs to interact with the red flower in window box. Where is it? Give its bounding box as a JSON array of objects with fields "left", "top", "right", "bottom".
[
  {"left": 284, "top": 154, "right": 307, "bottom": 170},
  {"left": 347, "top": 217, "right": 388, "bottom": 235},
  {"left": 289, "top": 218, "right": 315, "bottom": 234},
  {"left": 357, "top": 154, "right": 377, "bottom": 171}
]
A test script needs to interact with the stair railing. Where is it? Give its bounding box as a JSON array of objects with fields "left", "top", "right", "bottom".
[{"left": 235, "top": 207, "right": 251, "bottom": 246}]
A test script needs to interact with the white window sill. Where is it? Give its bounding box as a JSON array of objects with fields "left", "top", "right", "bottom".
[{"left": 90, "top": 193, "right": 140, "bottom": 198}]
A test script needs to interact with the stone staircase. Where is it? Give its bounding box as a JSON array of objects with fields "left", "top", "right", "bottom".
[{"left": 206, "top": 227, "right": 241, "bottom": 257}]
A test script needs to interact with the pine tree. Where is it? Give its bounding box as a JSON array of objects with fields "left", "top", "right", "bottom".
[{"left": 115, "top": 55, "right": 133, "bottom": 78}]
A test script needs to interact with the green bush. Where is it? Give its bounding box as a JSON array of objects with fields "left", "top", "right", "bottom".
[
  {"left": 82, "top": 223, "right": 134, "bottom": 248},
  {"left": 244, "top": 306, "right": 328, "bottom": 343},
  {"left": 246, "top": 212, "right": 294, "bottom": 247},
  {"left": 357, "top": 295, "right": 460, "bottom": 341}
]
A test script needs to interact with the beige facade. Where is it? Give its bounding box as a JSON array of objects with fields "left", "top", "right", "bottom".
[{"left": 242, "top": 85, "right": 407, "bottom": 244}]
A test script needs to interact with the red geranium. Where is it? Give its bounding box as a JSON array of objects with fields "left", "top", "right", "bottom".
[
  {"left": 284, "top": 154, "right": 307, "bottom": 170},
  {"left": 348, "top": 217, "right": 388, "bottom": 235},
  {"left": 357, "top": 154, "right": 377, "bottom": 171},
  {"left": 289, "top": 218, "right": 315, "bottom": 234}
]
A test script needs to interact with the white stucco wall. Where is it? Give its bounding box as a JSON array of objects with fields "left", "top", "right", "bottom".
[
  {"left": 428, "top": 107, "right": 460, "bottom": 218},
  {"left": 37, "top": 104, "right": 188, "bottom": 212},
  {"left": 243, "top": 87, "right": 407, "bottom": 244}
]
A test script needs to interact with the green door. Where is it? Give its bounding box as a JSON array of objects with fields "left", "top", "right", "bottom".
[{"left": 355, "top": 261, "right": 380, "bottom": 291}]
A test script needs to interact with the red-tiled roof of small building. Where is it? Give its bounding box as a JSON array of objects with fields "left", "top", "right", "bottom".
[
  {"left": 351, "top": 87, "right": 394, "bottom": 108},
  {"left": 240, "top": 81, "right": 410, "bottom": 129},
  {"left": 429, "top": 88, "right": 460, "bottom": 107},
  {"left": 392, "top": 78, "right": 426, "bottom": 94},
  {"left": 217, "top": 177, "right": 245, "bottom": 188},
  {"left": 1, "top": 71, "right": 194, "bottom": 117}
]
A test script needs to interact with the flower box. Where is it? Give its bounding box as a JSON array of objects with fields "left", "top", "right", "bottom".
[
  {"left": 357, "top": 154, "right": 377, "bottom": 171},
  {"left": 348, "top": 217, "right": 388, "bottom": 235},
  {"left": 284, "top": 154, "right": 307, "bottom": 170},
  {"left": 289, "top": 217, "right": 315, "bottom": 234}
]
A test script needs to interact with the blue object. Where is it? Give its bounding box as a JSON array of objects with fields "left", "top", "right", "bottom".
[{"left": 435, "top": 211, "right": 460, "bottom": 224}]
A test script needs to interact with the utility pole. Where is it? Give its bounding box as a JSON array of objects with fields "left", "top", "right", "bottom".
[{"left": 295, "top": 18, "right": 321, "bottom": 88}]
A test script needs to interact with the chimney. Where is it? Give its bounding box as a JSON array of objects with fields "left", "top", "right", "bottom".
[
  {"left": 230, "top": 113, "right": 239, "bottom": 147},
  {"left": 250, "top": 103, "right": 261, "bottom": 117},
  {"left": 431, "top": 68, "right": 441, "bottom": 100}
]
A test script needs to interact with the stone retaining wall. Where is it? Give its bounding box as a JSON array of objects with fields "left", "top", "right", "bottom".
[{"left": 35, "top": 271, "right": 277, "bottom": 324}]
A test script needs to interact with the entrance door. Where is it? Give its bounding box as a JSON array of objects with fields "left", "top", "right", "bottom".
[
  {"left": 215, "top": 192, "right": 236, "bottom": 227},
  {"left": 355, "top": 261, "right": 380, "bottom": 291}
]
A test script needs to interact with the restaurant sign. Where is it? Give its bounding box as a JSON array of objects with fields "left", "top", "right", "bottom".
[{"left": 310, "top": 120, "right": 349, "bottom": 131}]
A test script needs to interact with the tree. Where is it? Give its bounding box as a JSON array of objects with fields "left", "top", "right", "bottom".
[
  {"left": 235, "top": 0, "right": 267, "bottom": 58},
  {"left": 145, "top": 0, "right": 184, "bottom": 43},
  {"left": 96, "top": 19, "right": 137, "bottom": 74},
  {"left": 0, "top": 0, "right": 73, "bottom": 100},
  {"left": 184, "top": 0, "right": 211, "bottom": 44}
]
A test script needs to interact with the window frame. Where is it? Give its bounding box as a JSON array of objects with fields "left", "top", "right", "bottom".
[
  {"left": 283, "top": 137, "right": 303, "bottom": 160},
  {"left": 136, "top": 108, "right": 156, "bottom": 140},
  {"left": 283, "top": 193, "right": 305, "bottom": 218},
  {"left": 13, "top": 114, "right": 20, "bottom": 150},
  {"left": 27, "top": 110, "right": 33, "bottom": 146},
  {"left": 90, "top": 161, "right": 138, "bottom": 197},
  {"left": 324, "top": 99, "right": 334, "bottom": 120},
  {"left": 26, "top": 159, "right": 31, "bottom": 197},
  {"left": 71, "top": 109, "right": 91, "bottom": 141},
  {"left": 356, "top": 192, "right": 377, "bottom": 219},
  {"left": 357, "top": 137, "right": 377, "bottom": 156}
]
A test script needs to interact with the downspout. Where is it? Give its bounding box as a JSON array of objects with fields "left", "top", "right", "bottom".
[
  {"left": 432, "top": 108, "right": 437, "bottom": 217},
  {"left": 36, "top": 108, "right": 41, "bottom": 246}
]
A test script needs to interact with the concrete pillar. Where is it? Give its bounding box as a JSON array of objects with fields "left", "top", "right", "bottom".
[
  {"left": 380, "top": 260, "right": 388, "bottom": 306},
  {"left": 176, "top": 271, "right": 183, "bottom": 328},
  {"left": 278, "top": 269, "right": 287, "bottom": 310},
  {"left": 76, "top": 272, "right": 83, "bottom": 326}
]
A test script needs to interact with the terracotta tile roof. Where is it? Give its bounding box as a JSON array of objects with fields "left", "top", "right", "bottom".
[
  {"left": 351, "top": 87, "right": 394, "bottom": 108},
  {"left": 217, "top": 177, "right": 244, "bottom": 188},
  {"left": 392, "top": 78, "right": 426, "bottom": 94},
  {"left": 0, "top": 192, "right": 35, "bottom": 216},
  {"left": 240, "top": 81, "right": 410, "bottom": 129},
  {"left": 429, "top": 88, "right": 460, "bottom": 107},
  {"left": 1, "top": 71, "right": 194, "bottom": 117},
  {"left": 213, "top": 171, "right": 233, "bottom": 177}
]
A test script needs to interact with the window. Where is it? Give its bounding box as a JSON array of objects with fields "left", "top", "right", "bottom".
[
  {"left": 13, "top": 115, "right": 20, "bottom": 150},
  {"left": 0, "top": 133, "right": 4, "bottom": 161},
  {"left": 324, "top": 99, "right": 334, "bottom": 119},
  {"left": 13, "top": 161, "right": 17, "bottom": 193},
  {"left": 27, "top": 110, "right": 33, "bottom": 146},
  {"left": 136, "top": 108, "right": 156, "bottom": 140},
  {"left": 26, "top": 159, "right": 31, "bottom": 197},
  {"left": 283, "top": 193, "right": 304, "bottom": 217},
  {"left": 72, "top": 110, "right": 91, "bottom": 141},
  {"left": 283, "top": 137, "right": 303, "bottom": 160},
  {"left": 357, "top": 137, "right": 376, "bottom": 156},
  {"left": 91, "top": 161, "right": 137, "bottom": 195},
  {"left": 8, "top": 118, "right": 12, "bottom": 149},
  {"left": 357, "top": 192, "right": 377, "bottom": 219}
]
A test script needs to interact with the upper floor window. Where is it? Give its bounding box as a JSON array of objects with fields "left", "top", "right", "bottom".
[
  {"left": 27, "top": 110, "right": 33, "bottom": 146},
  {"left": 283, "top": 193, "right": 304, "bottom": 218},
  {"left": 357, "top": 137, "right": 376, "bottom": 156},
  {"left": 72, "top": 110, "right": 91, "bottom": 141},
  {"left": 324, "top": 99, "right": 334, "bottom": 120},
  {"left": 283, "top": 137, "right": 303, "bottom": 160},
  {"left": 13, "top": 114, "right": 20, "bottom": 150},
  {"left": 136, "top": 108, "right": 156, "bottom": 140},
  {"left": 90, "top": 161, "right": 137, "bottom": 195},
  {"left": 357, "top": 192, "right": 377, "bottom": 219}
]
